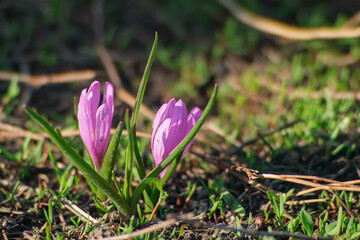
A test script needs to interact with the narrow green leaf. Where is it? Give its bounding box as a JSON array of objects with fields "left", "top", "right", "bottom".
[
  {"left": 3, "top": 76, "right": 20, "bottom": 102},
  {"left": 10, "top": 181, "right": 20, "bottom": 203},
  {"left": 132, "top": 125, "right": 146, "bottom": 179},
  {"left": 101, "top": 122, "right": 123, "bottom": 182},
  {"left": 279, "top": 193, "right": 285, "bottom": 216},
  {"left": 350, "top": 232, "right": 360, "bottom": 240},
  {"left": 301, "top": 208, "right": 314, "bottom": 236},
  {"left": 335, "top": 206, "right": 343, "bottom": 237},
  {"left": 48, "top": 199, "right": 53, "bottom": 223},
  {"left": 130, "top": 84, "right": 218, "bottom": 210},
  {"left": 124, "top": 144, "right": 132, "bottom": 200},
  {"left": 131, "top": 32, "right": 158, "bottom": 127},
  {"left": 124, "top": 109, "right": 132, "bottom": 201},
  {"left": 130, "top": 32, "right": 158, "bottom": 180},
  {"left": 24, "top": 106, "right": 131, "bottom": 215},
  {"left": 266, "top": 191, "right": 279, "bottom": 217},
  {"left": 159, "top": 152, "right": 182, "bottom": 186},
  {"left": 112, "top": 170, "right": 122, "bottom": 194},
  {"left": 214, "top": 180, "right": 245, "bottom": 216},
  {"left": 73, "top": 96, "right": 78, "bottom": 117},
  {"left": 345, "top": 217, "right": 354, "bottom": 238},
  {"left": 97, "top": 122, "right": 123, "bottom": 200},
  {"left": 93, "top": 197, "right": 109, "bottom": 213},
  {"left": 325, "top": 221, "right": 337, "bottom": 236},
  {"left": 0, "top": 144, "right": 19, "bottom": 161}
]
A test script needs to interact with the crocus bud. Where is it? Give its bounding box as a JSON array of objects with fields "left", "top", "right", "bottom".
[
  {"left": 151, "top": 98, "right": 202, "bottom": 178},
  {"left": 77, "top": 81, "right": 114, "bottom": 171}
]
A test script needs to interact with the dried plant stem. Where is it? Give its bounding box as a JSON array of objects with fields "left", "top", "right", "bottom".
[
  {"left": 234, "top": 168, "right": 356, "bottom": 217},
  {"left": 59, "top": 197, "right": 98, "bottom": 224},
  {"left": 197, "top": 147, "right": 358, "bottom": 218},
  {"left": 0, "top": 122, "right": 150, "bottom": 141},
  {"left": 297, "top": 187, "right": 324, "bottom": 196},
  {"left": 102, "top": 213, "right": 331, "bottom": 240},
  {"left": 0, "top": 70, "right": 95, "bottom": 87},
  {"left": 148, "top": 198, "right": 162, "bottom": 222},
  {"left": 285, "top": 198, "right": 330, "bottom": 205},
  {"left": 44, "top": 190, "right": 98, "bottom": 224},
  {"left": 219, "top": 0, "right": 360, "bottom": 40},
  {"left": 102, "top": 218, "right": 178, "bottom": 240},
  {"left": 260, "top": 173, "right": 360, "bottom": 192}
]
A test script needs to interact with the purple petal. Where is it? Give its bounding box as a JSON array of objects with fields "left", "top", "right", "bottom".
[
  {"left": 163, "top": 99, "right": 188, "bottom": 158},
  {"left": 183, "top": 107, "right": 202, "bottom": 155},
  {"left": 87, "top": 81, "right": 101, "bottom": 124},
  {"left": 94, "top": 104, "right": 111, "bottom": 170},
  {"left": 152, "top": 118, "right": 171, "bottom": 176},
  {"left": 151, "top": 104, "right": 168, "bottom": 151},
  {"left": 102, "top": 82, "right": 114, "bottom": 150},
  {"left": 103, "top": 82, "right": 114, "bottom": 116},
  {"left": 151, "top": 98, "right": 176, "bottom": 152},
  {"left": 78, "top": 88, "right": 97, "bottom": 164}
]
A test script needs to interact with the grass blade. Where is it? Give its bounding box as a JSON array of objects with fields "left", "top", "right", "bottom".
[
  {"left": 130, "top": 32, "right": 158, "bottom": 180},
  {"left": 97, "top": 121, "right": 123, "bottom": 200}
]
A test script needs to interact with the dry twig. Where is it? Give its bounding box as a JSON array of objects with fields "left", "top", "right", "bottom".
[
  {"left": 0, "top": 70, "right": 96, "bottom": 87},
  {"left": 234, "top": 167, "right": 357, "bottom": 217},
  {"left": 0, "top": 122, "right": 151, "bottom": 141},
  {"left": 219, "top": 0, "right": 360, "bottom": 40},
  {"left": 102, "top": 213, "right": 331, "bottom": 240}
]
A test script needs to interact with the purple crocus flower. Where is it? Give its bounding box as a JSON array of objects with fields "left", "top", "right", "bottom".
[
  {"left": 77, "top": 81, "right": 114, "bottom": 171},
  {"left": 151, "top": 98, "right": 202, "bottom": 178}
]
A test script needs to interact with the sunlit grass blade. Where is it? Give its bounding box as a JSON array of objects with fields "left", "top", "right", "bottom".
[
  {"left": 130, "top": 84, "right": 218, "bottom": 210},
  {"left": 160, "top": 152, "right": 182, "bottom": 186},
  {"left": 0, "top": 144, "right": 19, "bottom": 161},
  {"left": 100, "top": 121, "right": 123, "bottom": 182},
  {"left": 132, "top": 125, "right": 145, "bottom": 179},
  {"left": 214, "top": 180, "right": 245, "bottom": 216},
  {"left": 130, "top": 32, "right": 158, "bottom": 180},
  {"left": 24, "top": 106, "right": 132, "bottom": 215},
  {"left": 97, "top": 121, "right": 123, "bottom": 200},
  {"left": 131, "top": 31, "right": 158, "bottom": 127},
  {"left": 124, "top": 109, "right": 132, "bottom": 201}
]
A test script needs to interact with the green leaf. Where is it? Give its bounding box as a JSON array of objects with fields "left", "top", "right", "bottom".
[
  {"left": 124, "top": 109, "right": 132, "bottom": 201},
  {"left": 131, "top": 32, "right": 158, "bottom": 181},
  {"left": 24, "top": 106, "right": 132, "bottom": 215},
  {"left": 0, "top": 144, "right": 19, "bottom": 161},
  {"left": 159, "top": 152, "right": 182, "bottom": 186},
  {"left": 10, "top": 181, "right": 20, "bottom": 204},
  {"left": 100, "top": 121, "right": 123, "bottom": 183},
  {"left": 3, "top": 76, "right": 20, "bottom": 103},
  {"left": 97, "top": 121, "right": 123, "bottom": 200},
  {"left": 325, "top": 221, "right": 338, "bottom": 236},
  {"left": 279, "top": 193, "right": 285, "bottom": 217},
  {"left": 131, "top": 32, "right": 158, "bottom": 128},
  {"left": 130, "top": 84, "right": 218, "bottom": 210},
  {"left": 301, "top": 208, "right": 314, "bottom": 236},
  {"left": 267, "top": 191, "right": 280, "bottom": 217},
  {"left": 335, "top": 206, "right": 343, "bottom": 237},
  {"left": 214, "top": 180, "right": 245, "bottom": 216}
]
